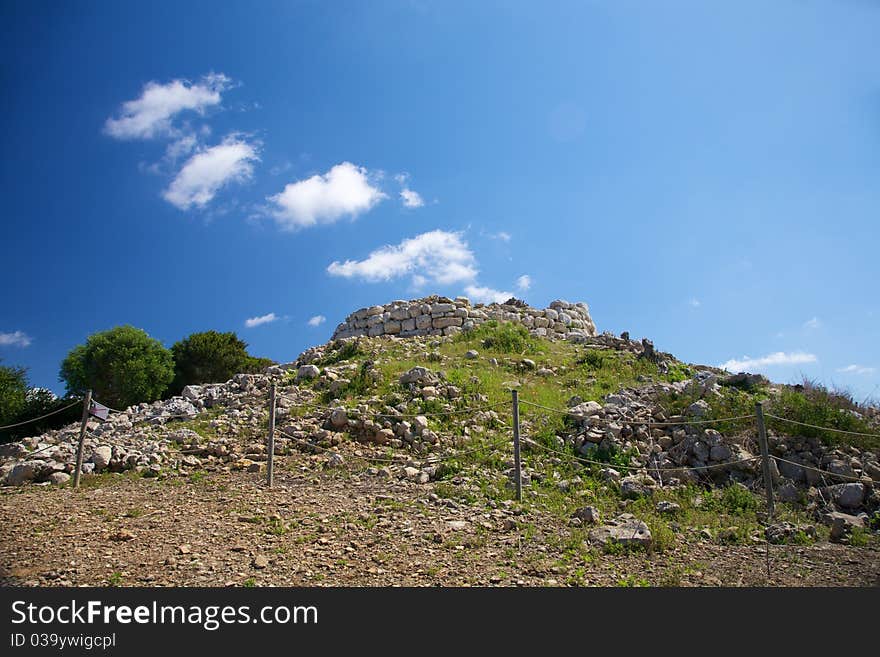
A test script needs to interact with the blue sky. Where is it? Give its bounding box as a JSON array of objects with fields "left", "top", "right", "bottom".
[{"left": 2, "top": 0, "right": 878, "bottom": 402}]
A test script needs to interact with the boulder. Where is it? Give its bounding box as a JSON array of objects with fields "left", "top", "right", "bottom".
[
  {"left": 399, "top": 367, "right": 432, "bottom": 386},
  {"left": 828, "top": 483, "right": 865, "bottom": 509},
  {"left": 329, "top": 408, "right": 348, "bottom": 429},
  {"left": 827, "top": 512, "right": 864, "bottom": 543},
  {"left": 655, "top": 501, "right": 681, "bottom": 515},
  {"left": 297, "top": 364, "right": 320, "bottom": 381},
  {"left": 571, "top": 506, "right": 601, "bottom": 524},
  {"left": 620, "top": 476, "right": 654, "bottom": 499},
  {"left": 5, "top": 461, "right": 42, "bottom": 486},
  {"left": 90, "top": 446, "right": 113, "bottom": 472},
  {"left": 588, "top": 515, "right": 652, "bottom": 549},
  {"left": 48, "top": 472, "right": 71, "bottom": 485},
  {"left": 686, "top": 400, "right": 710, "bottom": 418}
]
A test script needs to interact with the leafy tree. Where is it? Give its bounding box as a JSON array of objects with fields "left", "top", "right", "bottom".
[
  {"left": 0, "top": 365, "right": 81, "bottom": 443},
  {"left": 0, "top": 361, "right": 28, "bottom": 428},
  {"left": 168, "top": 330, "right": 274, "bottom": 395},
  {"left": 59, "top": 325, "right": 174, "bottom": 409}
]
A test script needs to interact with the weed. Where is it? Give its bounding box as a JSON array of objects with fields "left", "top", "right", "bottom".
[
  {"left": 616, "top": 575, "right": 650, "bottom": 587},
  {"left": 455, "top": 320, "right": 536, "bottom": 354}
]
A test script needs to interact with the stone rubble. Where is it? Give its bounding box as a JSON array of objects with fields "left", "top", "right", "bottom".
[{"left": 0, "top": 295, "right": 878, "bottom": 538}]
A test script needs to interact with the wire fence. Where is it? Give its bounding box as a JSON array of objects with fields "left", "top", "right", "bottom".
[
  {"left": 4, "top": 379, "right": 874, "bottom": 592},
  {"left": 6, "top": 386, "right": 879, "bottom": 532},
  {"left": 0, "top": 399, "right": 81, "bottom": 431}
]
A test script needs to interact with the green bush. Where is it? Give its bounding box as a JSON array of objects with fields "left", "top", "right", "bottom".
[
  {"left": 458, "top": 320, "right": 534, "bottom": 354},
  {"left": 316, "top": 340, "right": 362, "bottom": 367},
  {"left": 1, "top": 363, "right": 82, "bottom": 442},
  {"left": 168, "top": 331, "right": 273, "bottom": 395},
  {"left": 705, "top": 485, "right": 759, "bottom": 516},
  {"left": 769, "top": 382, "right": 878, "bottom": 449},
  {"left": 0, "top": 362, "right": 28, "bottom": 428},
  {"left": 60, "top": 325, "right": 175, "bottom": 409}
]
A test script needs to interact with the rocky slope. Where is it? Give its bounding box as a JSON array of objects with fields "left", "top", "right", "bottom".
[{"left": 1, "top": 295, "right": 878, "bottom": 579}]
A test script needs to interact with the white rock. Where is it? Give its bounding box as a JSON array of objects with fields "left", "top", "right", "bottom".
[
  {"left": 297, "top": 364, "right": 320, "bottom": 381},
  {"left": 90, "top": 446, "right": 113, "bottom": 472}
]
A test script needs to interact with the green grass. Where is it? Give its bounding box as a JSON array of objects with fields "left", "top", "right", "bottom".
[
  {"left": 768, "top": 383, "right": 880, "bottom": 450},
  {"left": 316, "top": 340, "right": 364, "bottom": 367},
  {"left": 454, "top": 320, "right": 537, "bottom": 354},
  {"left": 616, "top": 575, "right": 650, "bottom": 587}
]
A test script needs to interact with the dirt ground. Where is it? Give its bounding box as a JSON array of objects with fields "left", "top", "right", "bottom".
[{"left": 1, "top": 449, "right": 878, "bottom": 588}]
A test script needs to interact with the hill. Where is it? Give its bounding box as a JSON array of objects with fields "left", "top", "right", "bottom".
[{"left": 1, "top": 296, "right": 878, "bottom": 586}]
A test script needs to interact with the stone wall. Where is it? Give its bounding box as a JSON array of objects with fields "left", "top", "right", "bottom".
[{"left": 331, "top": 295, "right": 597, "bottom": 341}]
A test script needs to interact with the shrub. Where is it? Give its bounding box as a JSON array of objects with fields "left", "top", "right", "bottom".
[
  {"left": 60, "top": 325, "right": 174, "bottom": 409},
  {"left": 769, "top": 379, "right": 879, "bottom": 449},
  {"left": 458, "top": 320, "right": 534, "bottom": 354},
  {"left": 0, "top": 364, "right": 82, "bottom": 442},
  {"left": 168, "top": 331, "right": 273, "bottom": 395},
  {"left": 0, "top": 362, "right": 28, "bottom": 428},
  {"left": 705, "top": 485, "right": 759, "bottom": 516},
  {"left": 316, "top": 340, "right": 362, "bottom": 367}
]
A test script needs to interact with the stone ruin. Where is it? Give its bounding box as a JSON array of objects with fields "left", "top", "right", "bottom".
[{"left": 331, "top": 295, "right": 598, "bottom": 342}]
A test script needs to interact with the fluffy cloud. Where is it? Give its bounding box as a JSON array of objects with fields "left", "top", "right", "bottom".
[
  {"left": 105, "top": 73, "right": 231, "bottom": 140},
  {"left": 803, "top": 317, "right": 821, "bottom": 330},
  {"left": 517, "top": 275, "right": 532, "bottom": 291},
  {"left": 327, "top": 230, "right": 477, "bottom": 285},
  {"left": 308, "top": 315, "right": 326, "bottom": 327},
  {"left": 720, "top": 351, "right": 817, "bottom": 372},
  {"left": 245, "top": 312, "right": 278, "bottom": 328},
  {"left": 400, "top": 188, "right": 424, "bottom": 208},
  {"left": 163, "top": 136, "right": 259, "bottom": 210},
  {"left": 0, "top": 331, "right": 32, "bottom": 347},
  {"left": 269, "top": 162, "right": 386, "bottom": 230},
  {"left": 490, "top": 231, "right": 511, "bottom": 242},
  {"left": 837, "top": 364, "right": 875, "bottom": 375},
  {"left": 464, "top": 285, "right": 514, "bottom": 305}
]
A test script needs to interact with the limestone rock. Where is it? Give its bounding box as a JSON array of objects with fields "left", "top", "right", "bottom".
[{"left": 588, "top": 515, "right": 652, "bottom": 549}]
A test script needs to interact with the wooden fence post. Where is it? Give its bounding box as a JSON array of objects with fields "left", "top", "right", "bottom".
[
  {"left": 755, "top": 401, "right": 775, "bottom": 519},
  {"left": 73, "top": 389, "right": 92, "bottom": 489},
  {"left": 267, "top": 384, "right": 276, "bottom": 488},
  {"left": 512, "top": 389, "right": 522, "bottom": 502}
]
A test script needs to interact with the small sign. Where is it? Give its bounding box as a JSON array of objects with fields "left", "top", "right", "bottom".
[{"left": 89, "top": 399, "right": 110, "bottom": 421}]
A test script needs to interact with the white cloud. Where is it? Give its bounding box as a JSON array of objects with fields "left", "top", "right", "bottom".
[
  {"left": 105, "top": 73, "right": 231, "bottom": 140},
  {"left": 688, "top": 298, "right": 701, "bottom": 308},
  {"left": 327, "top": 229, "right": 477, "bottom": 285},
  {"left": 464, "top": 285, "right": 514, "bottom": 305},
  {"left": 720, "top": 351, "right": 817, "bottom": 372},
  {"left": 268, "top": 162, "right": 387, "bottom": 230},
  {"left": 400, "top": 188, "right": 424, "bottom": 208},
  {"left": 803, "top": 317, "right": 821, "bottom": 330},
  {"left": 490, "top": 231, "right": 511, "bottom": 242},
  {"left": 0, "top": 331, "right": 32, "bottom": 347},
  {"left": 165, "top": 134, "right": 199, "bottom": 161},
  {"left": 837, "top": 364, "right": 875, "bottom": 375},
  {"left": 245, "top": 312, "right": 278, "bottom": 328},
  {"left": 517, "top": 275, "right": 532, "bottom": 291},
  {"left": 308, "top": 315, "right": 326, "bottom": 327},
  {"left": 163, "top": 136, "right": 259, "bottom": 210}
]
